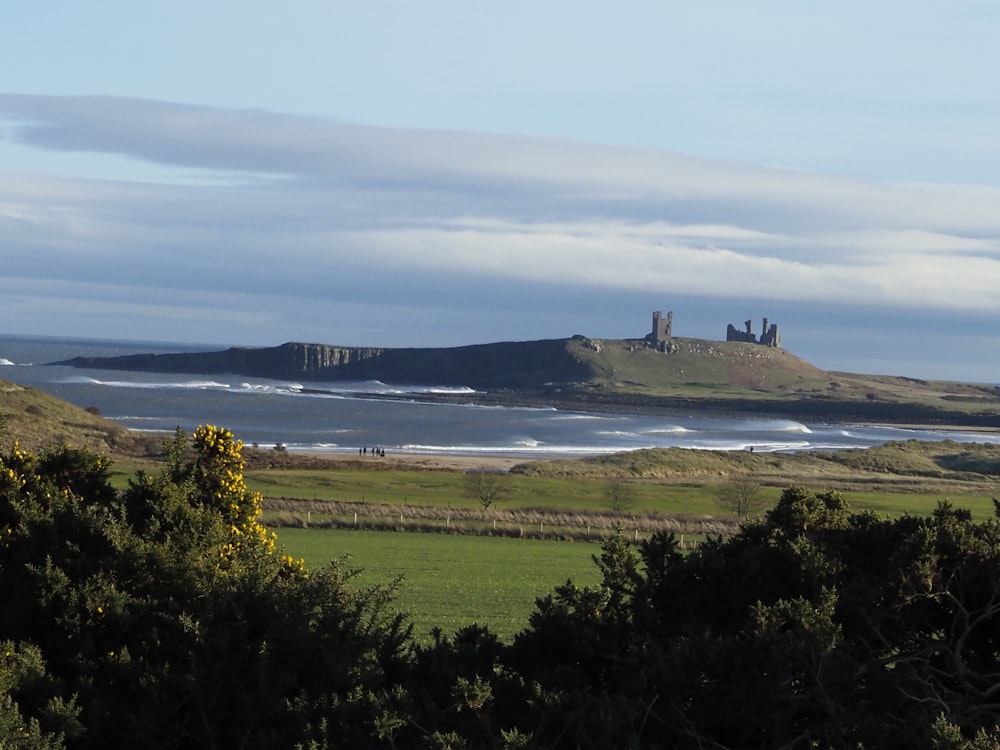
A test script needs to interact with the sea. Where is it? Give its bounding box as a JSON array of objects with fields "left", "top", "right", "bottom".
[{"left": 1, "top": 333, "right": 997, "bottom": 459}]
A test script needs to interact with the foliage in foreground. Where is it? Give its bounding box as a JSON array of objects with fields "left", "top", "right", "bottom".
[
  {"left": 4, "top": 427, "right": 1000, "bottom": 747},
  {"left": 0, "top": 427, "right": 410, "bottom": 749}
]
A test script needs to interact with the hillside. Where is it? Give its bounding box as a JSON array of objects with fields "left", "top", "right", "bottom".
[
  {"left": 49, "top": 335, "right": 1000, "bottom": 426},
  {"left": 0, "top": 379, "right": 135, "bottom": 454}
]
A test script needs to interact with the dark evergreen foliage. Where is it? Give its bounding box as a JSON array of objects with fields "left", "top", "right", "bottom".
[{"left": 4, "top": 433, "right": 1000, "bottom": 748}]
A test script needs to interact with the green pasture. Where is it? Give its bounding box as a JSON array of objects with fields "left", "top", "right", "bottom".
[
  {"left": 246, "top": 467, "right": 997, "bottom": 519},
  {"left": 275, "top": 527, "right": 602, "bottom": 641},
  {"left": 269, "top": 475, "right": 997, "bottom": 644},
  {"left": 247, "top": 468, "right": 621, "bottom": 510},
  {"left": 112, "top": 457, "right": 997, "bottom": 521},
  {"left": 843, "top": 489, "right": 994, "bottom": 518},
  {"left": 247, "top": 468, "right": 760, "bottom": 514}
]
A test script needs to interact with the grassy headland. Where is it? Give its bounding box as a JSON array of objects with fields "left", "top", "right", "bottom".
[
  {"left": 471, "top": 336, "right": 1000, "bottom": 427},
  {"left": 49, "top": 334, "right": 1000, "bottom": 427}
]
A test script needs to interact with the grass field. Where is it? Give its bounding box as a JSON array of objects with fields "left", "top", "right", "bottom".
[
  {"left": 248, "top": 465, "right": 998, "bottom": 522},
  {"left": 105, "top": 444, "right": 1000, "bottom": 645},
  {"left": 275, "top": 527, "right": 603, "bottom": 641},
  {"left": 247, "top": 469, "right": 616, "bottom": 510},
  {"left": 268, "top": 481, "right": 998, "bottom": 644}
]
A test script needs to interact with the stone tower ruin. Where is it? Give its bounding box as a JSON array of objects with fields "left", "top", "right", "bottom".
[
  {"left": 651, "top": 310, "right": 673, "bottom": 343},
  {"left": 646, "top": 310, "right": 677, "bottom": 352},
  {"left": 726, "top": 316, "right": 781, "bottom": 348}
]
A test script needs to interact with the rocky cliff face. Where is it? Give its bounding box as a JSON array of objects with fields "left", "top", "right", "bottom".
[
  {"left": 282, "top": 343, "right": 386, "bottom": 372},
  {"left": 51, "top": 340, "right": 592, "bottom": 389}
]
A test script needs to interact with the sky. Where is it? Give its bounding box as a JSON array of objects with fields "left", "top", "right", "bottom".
[{"left": 1, "top": 1, "right": 999, "bottom": 382}]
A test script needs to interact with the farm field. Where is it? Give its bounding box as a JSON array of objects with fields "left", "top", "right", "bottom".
[
  {"left": 260, "top": 452, "right": 997, "bottom": 643},
  {"left": 247, "top": 468, "right": 633, "bottom": 511},
  {"left": 275, "top": 527, "right": 603, "bottom": 641},
  {"left": 247, "top": 466, "right": 997, "bottom": 518}
]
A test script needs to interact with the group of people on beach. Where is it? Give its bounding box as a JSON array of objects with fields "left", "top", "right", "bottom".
[{"left": 359, "top": 445, "right": 386, "bottom": 457}]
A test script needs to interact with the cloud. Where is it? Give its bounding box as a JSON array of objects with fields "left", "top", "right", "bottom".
[{"left": 1, "top": 93, "right": 999, "bottom": 361}]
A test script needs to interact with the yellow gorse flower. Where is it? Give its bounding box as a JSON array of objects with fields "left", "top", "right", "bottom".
[{"left": 193, "top": 425, "right": 280, "bottom": 565}]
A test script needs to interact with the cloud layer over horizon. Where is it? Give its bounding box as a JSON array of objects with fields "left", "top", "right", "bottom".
[{"left": 2, "top": 94, "right": 999, "bottom": 381}]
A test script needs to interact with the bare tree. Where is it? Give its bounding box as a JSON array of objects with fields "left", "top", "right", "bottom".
[
  {"left": 603, "top": 477, "right": 637, "bottom": 513},
  {"left": 716, "top": 475, "right": 766, "bottom": 519},
  {"left": 463, "top": 469, "right": 512, "bottom": 511}
]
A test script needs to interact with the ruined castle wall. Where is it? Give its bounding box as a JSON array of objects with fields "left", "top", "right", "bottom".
[{"left": 726, "top": 318, "right": 781, "bottom": 348}]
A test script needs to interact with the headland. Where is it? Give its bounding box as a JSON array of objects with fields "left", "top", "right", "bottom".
[{"left": 48, "top": 311, "right": 1000, "bottom": 429}]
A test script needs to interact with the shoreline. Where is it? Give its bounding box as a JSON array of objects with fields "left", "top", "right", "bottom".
[
  {"left": 292, "top": 449, "right": 529, "bottom": 471},
  {"left": 857, "top": 422, "right": 1000, "bottom": 435},
  {"left": 351, "top": 389, "right": 1000, "bottom": 434},
  {"left": 287, "top": 416, "right": 1000, "bottom": 472}
]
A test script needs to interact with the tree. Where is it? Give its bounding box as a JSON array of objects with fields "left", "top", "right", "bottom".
[
  {"left": 715, "top": 474, "right": 766, "bottom": 519},
  {"left": 463, "top": 469, "right": 512, "bottom": 511},
  {"left": 603, "top": 478, "right": 636, "bottom": 513}
]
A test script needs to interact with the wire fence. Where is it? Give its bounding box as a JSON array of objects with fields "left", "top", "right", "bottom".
[{"left": 264, "top": 497, "right": 739, "bottom": 545}]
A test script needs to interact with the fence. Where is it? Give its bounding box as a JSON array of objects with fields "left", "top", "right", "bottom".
[{"left": 264, "top": 497, "right": 738, "bottom": 545}]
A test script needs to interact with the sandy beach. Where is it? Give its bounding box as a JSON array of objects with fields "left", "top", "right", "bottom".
[
  {"left": 296, "top": 450, "right": 533, "bottom": 471},
  {"left": 290, "top": 418, "right": 1000, "bottom": 471}
]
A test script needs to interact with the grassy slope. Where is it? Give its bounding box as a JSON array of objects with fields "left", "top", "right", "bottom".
[
  {"left": 566, "top": 336, "right": 827, "bottom": 392},
  {"left": 557, "top": 337, "right": 1000, "bottom": 423},
  {"left": 0, "top": 379, "right": 138, "bottom": 454}
]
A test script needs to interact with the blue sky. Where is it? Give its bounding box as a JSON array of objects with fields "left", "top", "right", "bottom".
[{"left": 1, "top": 2, "right": 999, "bottom": 381}]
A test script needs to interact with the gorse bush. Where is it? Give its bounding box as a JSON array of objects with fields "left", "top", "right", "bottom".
[
  {"left": 0, "top": 427, "right": 410, "bottom": 749},
  {"left": 4, "top": 426, "right": 1000, "bottom": 748}
]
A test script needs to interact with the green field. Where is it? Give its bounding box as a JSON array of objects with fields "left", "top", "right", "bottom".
[
  {"left": 276, "top": 527, "right": 603, "bottom": 641},
  {"left": 120, "top": 438, "right": 1000, "bottom": 643},
  {"left": 248, "top": 468, "right": 622, "bottom": 510},
  {"left": 250, "top": 465, "right": 998, "bottom": 522}
]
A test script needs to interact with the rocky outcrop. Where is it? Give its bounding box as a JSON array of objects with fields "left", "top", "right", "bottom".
[{"left": 50, "top": 340, "right": 594, "bottom": 389}]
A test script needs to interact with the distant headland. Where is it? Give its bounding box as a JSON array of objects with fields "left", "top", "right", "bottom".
[
  {"left": 48, "top": 311, "right": 1000, "bottom": 427},
  {"left": 48, "top": 309, "right": 783, "bottom": 390}
]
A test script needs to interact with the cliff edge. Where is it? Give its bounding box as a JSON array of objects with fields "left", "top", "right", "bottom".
[{"left": 51, "top": 339, "right": 596, "bottom": 389}]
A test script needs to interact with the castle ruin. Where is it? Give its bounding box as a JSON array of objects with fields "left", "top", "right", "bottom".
[
  {"left": 643, "top": 309, "right": 781, "bottom": 352},
  {"left": 726, "top": 317, "right": 780, "bottom": 348},
  {"left": 648, "top": 310, "right": 675, "bottom": 352}
]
